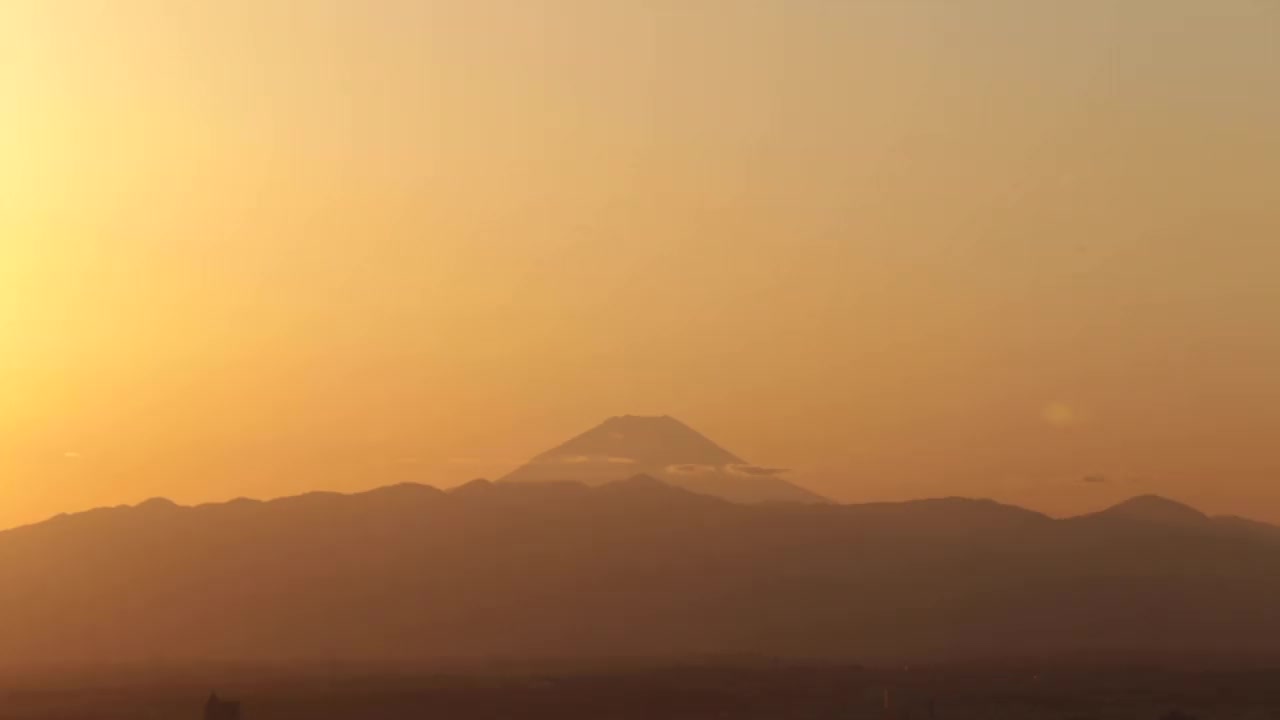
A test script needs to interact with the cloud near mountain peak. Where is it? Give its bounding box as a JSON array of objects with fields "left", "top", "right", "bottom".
[
  {"left": 665, "top": 463, "right": 789, "bottom": 478},
  {"left": 540, "top": 454, "right": 638, "bottom": 465}
]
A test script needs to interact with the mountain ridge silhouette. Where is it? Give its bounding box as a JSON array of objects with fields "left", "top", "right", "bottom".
[
  {"left": 10, "top": 478, "right": 1267, "bottom": 540},
  {"left": 3, "top": 476, "right": 1280, "bottom": 667}
]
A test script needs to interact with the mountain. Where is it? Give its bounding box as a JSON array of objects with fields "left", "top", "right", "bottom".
[
  {"left": 1084, "top": 494, "right": 1210, "bottom": 527},
  {"left": 499, "top": 415, "right": 827, "bottom": 504},
  {"left": 1215, "top": 514, "right": 1280, "bottom": 543},
  {"left": 2, "top": 483, "right": 1280, "bottom": 668}
]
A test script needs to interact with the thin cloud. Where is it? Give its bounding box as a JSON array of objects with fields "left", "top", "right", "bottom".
[
  {"left": 666, "top": 464, "right": 718, "bottom": 476},
  {"left": 728, "top": 464, "right": 789, "bottom": 478},
  {"left": 663, "top": 464, "right": 790, "bottom": 478},
  {"left": 540, "top": 455, "right": 637, "bottom": 465}
]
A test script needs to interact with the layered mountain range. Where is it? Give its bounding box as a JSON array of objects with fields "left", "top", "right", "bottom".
[{"left": 2, "top": 475, "right": 1279, "bottom": 667}]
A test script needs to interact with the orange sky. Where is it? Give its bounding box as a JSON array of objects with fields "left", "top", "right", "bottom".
[{"left": 1, "top": 1, "right": 1278, "bottom": 528}]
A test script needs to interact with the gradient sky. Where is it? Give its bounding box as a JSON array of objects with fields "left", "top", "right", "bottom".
[{"left": 2, "top": 0, "right": 1278, "bottom": 528}]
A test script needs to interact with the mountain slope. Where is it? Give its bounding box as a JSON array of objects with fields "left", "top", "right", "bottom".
[
  {"left": 2, "top": 483, "right": 1280, "bottom": 667},
  {"left": 500, "top": 416, "right": 827, "bottom": 504},
  {"left": 1085, "top": 494, "right": 1211, "bottom": 527}
]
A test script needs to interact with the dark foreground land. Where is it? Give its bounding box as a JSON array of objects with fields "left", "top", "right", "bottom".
[{"left": 2, "top": 663, "right": 1278, "bottom": 720}]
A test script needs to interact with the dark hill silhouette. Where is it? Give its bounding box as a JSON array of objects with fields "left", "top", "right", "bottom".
[
  {"left": 2, "top": 480, "right": 1280, "bottom": 667},
  {"left": 499, "top": 416, "right": 827, "bottom": 504},
  {"left": 1086, "top": 494, "right": 1210, "bottom": 527},
  {"left": 1215, "top": 514, "right": 1280, "bottom": 543}
]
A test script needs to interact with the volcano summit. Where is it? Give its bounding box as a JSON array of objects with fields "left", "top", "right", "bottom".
[{"left": 499, "top": 415, "right": 827, "bottom": 504}]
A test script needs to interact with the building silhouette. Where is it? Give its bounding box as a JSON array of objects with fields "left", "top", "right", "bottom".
[{"left": 205, "top": 692, "right": 240, "bottom": 720}]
